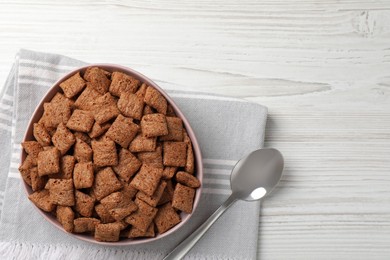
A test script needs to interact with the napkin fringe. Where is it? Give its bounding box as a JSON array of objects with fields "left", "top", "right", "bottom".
[{"left": 0, "top": 241, "right": 165, "bottom": 260}]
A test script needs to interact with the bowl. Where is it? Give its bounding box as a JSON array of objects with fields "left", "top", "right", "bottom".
[{"left": 20, "top": 64, "right": 203, "bottom": 246}]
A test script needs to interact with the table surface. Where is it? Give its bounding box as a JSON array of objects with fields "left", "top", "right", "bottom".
[{"left": 1, "top": 1, "right": 390, "bottom": 259}]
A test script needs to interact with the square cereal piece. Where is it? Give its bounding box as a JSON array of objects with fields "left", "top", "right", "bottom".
[
  {"left": 93, "top": 167, "right": 123, "bottom": 200},
  {"left": 130, "top": 164, "right": 162, "bottom": 196},
  {"left": 137, "top": 145, "right": 163, "bottom": 168},
  {"left": 22, "top": 141, "right": 43, "bottom": 160},
  {"left": 83, "top": 67, "right": 111, "bottom": 94},
  {"left": 50, "top": 155, "right": 75, "bottom": 179},
  {"left": 140, "top": 113, "right": 168, "bottom": 138},
  {"left": 56, "top": 206, "right": 75, "bottom": 232},
  {"left": 163, "top": 142, "right": 187, "bottom": 167},
  {"left": 157, "top": 180, "right": 174, "bottom": 206},
  {"left": 109, "top": 71, "right": 140, "bottom": 97},
  {"left": 144, "top": 86, "right": 167, "bottom": 114},
  {"left": 89, "top": 122, "right": 111, "bottom": 139},
  {"left": 66, "top": 109, "right": 95, "bottom": 133},
  {"left": 113, "top": 148, "right": 142, "bottom": 182},
  {"left": 28, "top": 189, "right": 55, "bottom": 212},
  {"left": 59, "top": 72, "right": 86, "bottom": 98},
  {"left": 74, "top": 138, "right": 92, "bottom": 162},
  {"left": 50, "top": 92, "right": 74, "bottom": 107},
  {"left": 137, "top": 181, "right": 167, "bottom": 207},
  {"left": 37, "top": 147, "right": 61, "bottom": 176},
  {"left": 162, "top": 167, "right": 177, "bottom": 180},
  {"left": 125, "top": 198, "right": 158, "bottom": 232},
  {"left": 135, "top": 83, "right": 147, "bottom": 99},
  {"left": 160, "top": 117, "right": 183, "bottom": 141},
  {"left": 19, "top": 155, "right": 36, "bottom": 186},
  {"left": 91, "top": 139, "right": 118, "bottom": 167},
  {"left": 73, "top": 217, "right": 101, "bottom": 233},
  {"left": 117, "top": 92, "right": 144, "bottom": 120},
  {"left": 30, "top": 167, "right": 47, "bottom": 191},
  {"left": 129, "top": 133, "right": 157, "bottom": 153},
  {"left": 47, "top": 179, "right": 75, "bottom": 206},
  {"left": 92, "top": 93, "right": 120, "bottom": 124},
  {"left": 128, "top": 223, "right": 155, "bottom": 238},
  {"left": 105, "top": 114, "right": 139, "bottom": 148},
  {"left": 172, "top": 183, "right": 195, "bottom": 214},
  {"left": 74, "top": 85, "right": 102, "bottom": 110},
  {"left": 52, "top": 123, "right": 76, "bottom": 155},
  {"left": 75, "top": 190, "right": 95, "bottom": 217},
  {"left": 95, "top": 203, "right": 116, "bottom": 223},
  {"left": 95, "top": 223, "right": 121, "bottom": 242},
  {"left": 109, "top": 201, "right": 138, "bottom": 221},
  {"left": 33, "top": 123, "right": 51, "bottom": 146},
  {"left": 100, "top": 192, "right": 125, "bottom": 209},
  {"left": 154, "top": 203, "right": 181, "bottom": 234},
  {"left": 42, "top": 101, "right": 71, "bottom": 129},
  {"left": 73, "top": 162, "right": 94, "bottom": 189},
  {"left": 176, "top": 171, "right": 200, "bottom": 188},
  {"left": 183, "top": 131, "right": 195, "bottom": 174}
]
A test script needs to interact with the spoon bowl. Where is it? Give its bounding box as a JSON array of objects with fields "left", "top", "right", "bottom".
[{"left": 164, "top": 148, "right": 284, "bottom": 260}]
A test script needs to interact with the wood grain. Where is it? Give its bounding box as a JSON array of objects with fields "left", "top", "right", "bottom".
[{"left": 0, "top": 0, "right": 390, "bottom": 259}]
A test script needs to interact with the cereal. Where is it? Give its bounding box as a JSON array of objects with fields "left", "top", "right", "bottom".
[
  {"left": 74, "top": 85, "right": 102, "bottom": 111},
  {"left": 129, "top": 134, "right": 157, "bottom": 153},
  {"left": 130, "top": 164, "right": 162, "bottom": 196},
  {"left": 117, "top": 92, "right": 144, "bottom": 120},
  {"left": 20, "top": 66, "right": 200, "bottom": 242},
  {"left": 92, "top": 167, "right": 123, "bottom": 200},
  {"left": 95, "top": 223, "right": 121, "bottom": 242},
  {"left": 154, "top": 203, "right": 181, "bottom": 234},
  {"left": 105, "top": 114, "right": 139, "bottom": 148},
  {"left": 47, "top": 179, "right": 75, "bottom": 206},
  {"left": 91, "top": 139, "right": 118, "bottom": 167},
  {"left": 137, "top": 144, "right": 163, "bottom": 168},
  {"left": 92, "top": 93, "right": 120, "bottom": 124},
  {"left": 160, "top": 117, "right": 183, "bottom": 141},
  {"left": 140, "top": 113, "right": 168, "bottom": 137},
  {"left": 136, "top": 181, "right": 167, "bottom": 207},
  {"left": 73, "top": 162, "right": 94, "bottom": 189},
  {"left": 163, "top": 141, "right": 187, "bottom": 167},
  {"left": 176, "top": 171, "right": 201, "bottom": 188},
  {"left": 125, "top": 198, "right": 158, "bottom": 232},
  {"left": 28, "top": 189, "right": 55, "bottom": 212},
  {"left": 56, "top": 206, "right": 75, "bottom": 232},
  {"left": 74, "top": 138, "right": 92, "bottom": 162},
  {"left": 84, "top": 67, "right": 111, "bottom": 95},
  {"left": 109, "top": 71, "right": 140, "bottom": 97},
  {"left": 37, "top": 147, "right": 61, "bottom": 176},
  {"left": 59, "top": 72, "right": 86, "bottom": 98},
  {"left": 144, "top": 86, "right": 167, "bottom": 114},
  {"left": 75, "top": 190, "right": 95, "bottom": 217},
  {"left": 172, "top": 183, "right": 195, "bottom": 214},
  {"left": 73, "top": 218, "right": 101, "bottom": 233},
  {"left": 33, "top": 123, "right": 51, "bottom": 146},
  {"left": 113, "top": 148, "right": 142, "bottom": 182},
  {"left": 52, "top": 123, "right": 75, "bottom": 155},
  {"left": 66, "top": 109, "right": 95, "bottom": 133}
]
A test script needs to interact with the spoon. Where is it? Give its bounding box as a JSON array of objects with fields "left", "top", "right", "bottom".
[{"left": 163, "top": 148, "right": 284, "bottom": 260}]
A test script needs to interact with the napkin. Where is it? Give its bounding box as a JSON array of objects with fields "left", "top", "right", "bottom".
[{"left": 0, "top": 49, "right": 267, "bottom": 260}]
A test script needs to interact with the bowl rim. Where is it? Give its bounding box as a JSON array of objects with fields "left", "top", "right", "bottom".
[{"left": 21, "top": 63, "right": 203, "bottom": 246}]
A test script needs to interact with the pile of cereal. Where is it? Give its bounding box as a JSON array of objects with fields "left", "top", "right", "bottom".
[{"left": 19, "top": 67, "right": 200, "bottom": 242}]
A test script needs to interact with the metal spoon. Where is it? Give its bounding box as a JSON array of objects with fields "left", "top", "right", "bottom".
[{"left": 163, "top": 148, "right": 284, "bottom": 260}]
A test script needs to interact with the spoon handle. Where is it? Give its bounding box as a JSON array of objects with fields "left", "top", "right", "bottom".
[{"left": 163, "top": 194, "right": 238, "bottom": 260}]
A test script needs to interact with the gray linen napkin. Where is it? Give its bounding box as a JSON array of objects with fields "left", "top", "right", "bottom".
[{"left": 0, "top": 49, "right": 267, "bottom": 260}]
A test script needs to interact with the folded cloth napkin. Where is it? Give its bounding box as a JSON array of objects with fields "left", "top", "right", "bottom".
[{"left": 0, "top": 49, "right": 267, "bottom": 260}]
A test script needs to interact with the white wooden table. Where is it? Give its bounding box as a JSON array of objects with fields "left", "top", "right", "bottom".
[{"left": 1, "top": 1, "right": 390, "bottom": 259}]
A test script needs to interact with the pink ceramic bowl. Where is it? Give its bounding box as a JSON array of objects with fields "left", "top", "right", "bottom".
[{"left": 21, "top": 64, "right": 203, "bottom": 246}]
